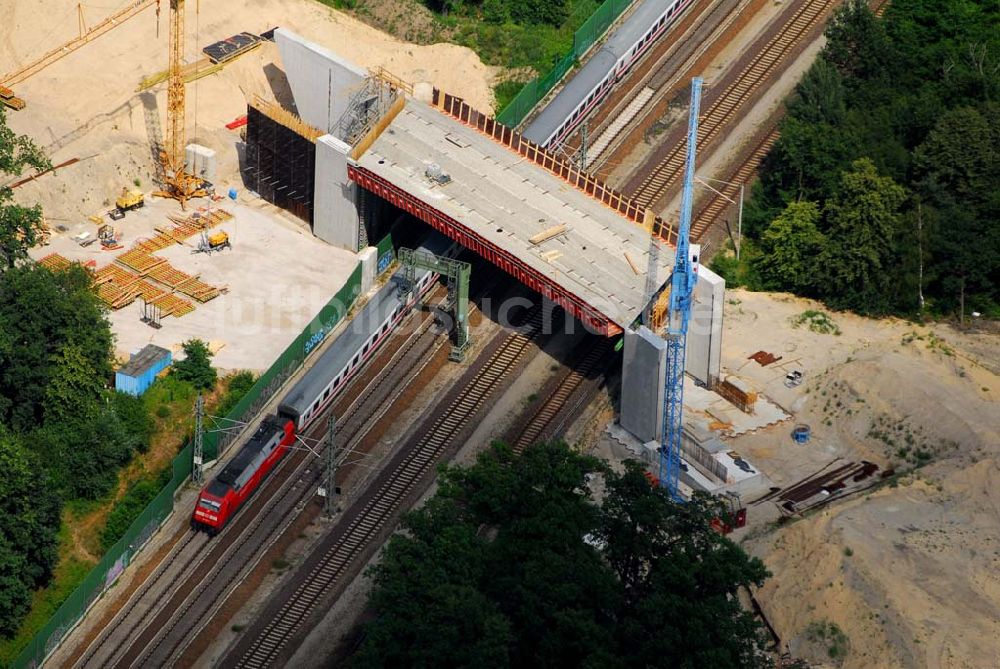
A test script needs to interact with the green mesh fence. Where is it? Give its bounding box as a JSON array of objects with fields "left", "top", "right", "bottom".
[
  {"left": 13, "top": 262, "right": 366, "bottom": 669},
  {"left": 210, "top": 262, "right": 363, "bottom": 460},
  {"left": 495, "top": 0, "right": 636, "bottom": 128},
  {"left": 13, "top": 446, "right": 186, "bottom": 669}
]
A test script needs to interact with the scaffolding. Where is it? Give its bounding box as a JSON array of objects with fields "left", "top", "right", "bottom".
[
  {"left": 336, "top": 67, "right": 411, "bottom": 148},
  {"left": 244, "top": 100, "right": 320, "bottom": 223},
  {"left": 398, "top": 247, "right": 471, "bottom": 361}
]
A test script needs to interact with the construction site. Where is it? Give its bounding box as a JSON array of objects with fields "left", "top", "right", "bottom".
[{"left": 2, "top": 1, "right": 998, "bottom": 668}]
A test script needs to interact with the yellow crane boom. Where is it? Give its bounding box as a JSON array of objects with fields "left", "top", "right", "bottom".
[
  {"left": 155, "top": 0, "right": 207, "bottom": 207},
  {"left": 1, "top": 0, "right": 159, "bottom": 87}
]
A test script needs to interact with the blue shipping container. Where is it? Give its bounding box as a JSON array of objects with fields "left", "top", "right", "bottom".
[{"left": 116, "top": 345, "right": 173, "bottom": 396}]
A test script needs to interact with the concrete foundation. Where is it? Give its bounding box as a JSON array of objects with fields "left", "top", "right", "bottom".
[
  {"left": 274, "top": 28, "right": 366, "bottom": 136},
  {"left": 314, "top": 135, "right": 360, "bottom": 249},
  {"left": 620, "top": 325, "right": 667, "bottom": 443}
]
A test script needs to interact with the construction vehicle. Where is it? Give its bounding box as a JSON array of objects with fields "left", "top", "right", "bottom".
[
  {"left": 194, "top": 230, "right": 231, "bottom": 254},
  {"left": 115, "top": 187, "right": 145, "bottom": 214},
  {"left": 98, "top": 224, "right": 123, "bottom": 250}
]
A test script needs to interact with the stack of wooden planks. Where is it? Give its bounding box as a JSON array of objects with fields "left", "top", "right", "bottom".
[
  {"left": 146, "top": 263, "right": 220, "bottom": 302},
  {"left": 42, "top": 208, "right": 234, "bottom": 318},
  {"left": 38, "top": 253, "right": 72, "bottom": 271}
]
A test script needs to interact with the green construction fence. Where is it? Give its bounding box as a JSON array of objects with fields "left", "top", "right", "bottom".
[
  {"left": 11, "top": 237, "right": 391, "bottom": 668},
  {"left": 496, "top": 0, "right": 635, "bottom": 128}
]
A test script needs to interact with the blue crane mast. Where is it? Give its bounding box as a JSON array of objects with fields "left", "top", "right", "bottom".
[{"left": 659, "top": 77, "right": 703, "bottom": 499}]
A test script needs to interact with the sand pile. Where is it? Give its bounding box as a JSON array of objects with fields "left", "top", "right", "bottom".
[
  {"left": 2, "top": 0, "right": 494, "bottom": 221},
  {"left": 719, "top": 290, "right": 999, "bottom": 668}
]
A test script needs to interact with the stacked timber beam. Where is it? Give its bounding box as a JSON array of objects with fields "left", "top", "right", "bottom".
[
  {"left": 0, "top": 84, "right": 25, "bottom": 111},
  {"left": 40, "top": 208, "right": 233, "bottom": 318}
]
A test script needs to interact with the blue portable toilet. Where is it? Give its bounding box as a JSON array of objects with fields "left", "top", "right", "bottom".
[
  {"left": 116, "top": 344, "right": 172, "bottom": 396},
  {"left": 228, "top": 187, "right": 238, "bottom": 201}
]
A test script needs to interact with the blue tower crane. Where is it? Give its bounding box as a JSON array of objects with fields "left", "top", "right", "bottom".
[{"left": 659, "top": 77, "right": 703, "bottom": 499}]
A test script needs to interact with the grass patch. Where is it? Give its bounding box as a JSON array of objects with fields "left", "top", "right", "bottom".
[
  {"left": 806, "top": 619, "right": 850, "bottom": 661},
  {"left": 708, "top": 240, "right": 763, "bottom": 289},
  {"left": 791, "top": 310, "right": 841, "bottom": 336},
  {"left": 0, "top": 371, "right": 248, "bottom": 663},
  {"left": 493, "top": 79, "right": 526, "bottom": 111}
]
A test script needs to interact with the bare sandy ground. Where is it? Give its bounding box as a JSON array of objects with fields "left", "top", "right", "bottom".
[
  {"left": 1, "top": 0, "right": 494, "bottom": 222},
  {"left": 719, "top": 290, "right": 999, "bottom": 669}
]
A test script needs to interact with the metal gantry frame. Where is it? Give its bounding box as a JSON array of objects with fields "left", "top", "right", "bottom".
[
  {"left": 659, "top": 77, "right": 703, "bottom": 500},
  {"left": 397, "top": 247, "right": 472, "bottom": 361}
]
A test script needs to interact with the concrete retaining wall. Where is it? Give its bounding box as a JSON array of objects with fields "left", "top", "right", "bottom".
[{"left": 274, "top": 28, "right": 366, "bottom": 137}]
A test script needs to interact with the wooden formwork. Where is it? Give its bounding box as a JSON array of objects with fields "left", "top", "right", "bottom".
[
  {"left": 78, "top": 208, "right": 233, "bottom": 317},
  {"left": 38, "top": 253, "right": 72, "bottom": 271},
  {"left": 116, "top": 248, "right": 166, "bottom": 275},
  {"left": 146, "top": 264, "right": 220, "bottom": 302}
]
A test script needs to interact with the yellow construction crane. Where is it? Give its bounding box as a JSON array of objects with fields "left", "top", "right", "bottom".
[{"left": 153, "top": 0, "right": 208, "bottom": 208}]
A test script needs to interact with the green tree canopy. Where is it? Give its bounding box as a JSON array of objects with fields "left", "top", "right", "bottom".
[
  {"left": 0, "top": 105, "right": 50, "bottom": 270},
  {"left": 754, "top": 201, "right": 826, "bottom": 294},
  {"left": 172, "top": 338, "right": 217, "bottom": 390},
  {"left": 745, "top": 0, "right": 1000, "bottom": 317},
  {"left": 0, "top": 263, "right": 113, "bottom": 431},
  {"left": 352, "top": 443, "right": 770, "bottom": 669},
  {"left": 0, "top": 429, "right": 60, "bottom": 636},
  {"left": 819, "top": 158, "right": 907, "bottom": 314}
]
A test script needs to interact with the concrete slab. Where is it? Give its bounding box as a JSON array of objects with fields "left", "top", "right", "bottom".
[
  {"left": 355, "top": 99, "right": 673, "bottom": 331},
  {"left": 31, "top": 196, "right": 358, "bottom": 372}
]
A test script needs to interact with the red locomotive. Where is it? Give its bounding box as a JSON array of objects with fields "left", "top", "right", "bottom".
[{"left": 191, "top": 417, "right": 296, "bottom": 534}]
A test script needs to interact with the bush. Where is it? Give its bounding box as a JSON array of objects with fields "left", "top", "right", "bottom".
[
  {"left": 790, "top": 310, "right": 842, "bottom": 336},
  {"left": 172, "top": 339, "right": 217, "bottom": 391},
  {"left": 99, "top": 475, "right": 165, "bottom": 552},
  {"left": 215, "top": 371, "right": 257, "bottom": 418}
]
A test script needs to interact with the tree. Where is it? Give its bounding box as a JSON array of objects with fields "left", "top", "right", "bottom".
[
  {"left": 0, "top": 263, "right": 112, "bottom": 431},
  {"left": 352, "top": 443, "right": 770, "bottom": 669},
  {"left": 754, "top": 201, "right": 826, "bottom": 294},
  {"left": 172, "top": 339, "right": 217, "bottom": 390},
  {"left": 0, "top": 429, "right": 60, "bottom": 637},
  {"left": 822, "top": 0, "right": 891, "bottom": 85},
  {"left": 0, "top": 538, "right": 30, "bottom": 638},
  {"left": 600, "top": 463, "right": 770, "bottom": 668},
  {"left": 0, "top": 105, "right": 50, "bottom": 270},
  {"left": 912, "top": 105, "right": 1000, "bottom": 313},
  {"left": 819, "top": 158, "right": 907, "bottom": 314},
  {"left": 45, "top": 344, "right": 105, "bottom": 424}
]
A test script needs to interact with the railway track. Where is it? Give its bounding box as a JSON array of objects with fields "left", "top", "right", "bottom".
[
  {"left": 625, "top": 0, "right": 840, "bottom": 211},
  {"left": 565, "top": 0, "right": 751, "bottom": 170},
  {"left": 691, "top": 125, "right": 778, "bottom": 242},
  {"left": 510, "top": 337, "right": 614, "bottom": 453},
  {"left": 222, "top": 307, "right": 546, "bottom": 668},
  {"left": 556, "top": 0, "right": 732, "bottom": 154},
  {"left": 73, "top": 295, "right": 450, "bottom": 669},
  {"left": 124, "top": 323, "right": 449, "bottom": 668}
]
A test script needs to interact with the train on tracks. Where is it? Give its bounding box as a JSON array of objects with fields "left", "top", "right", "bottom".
[
  {"left": 192, "top": 233, "right": 455, "bottom": 534},
  {"left": 523, "top": 0, "right": 695, "bottom": 149}
]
